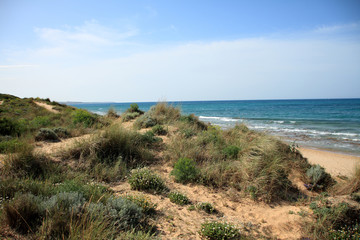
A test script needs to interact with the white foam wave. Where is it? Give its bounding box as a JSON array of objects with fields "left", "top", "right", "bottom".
[
  {"left": 290, "top": 121, "right": 296, "bottom": 124},
  {"left": 274, "top": 121, "right": 284, "bottom": 124},
  {"left": 199, "top": 116, "right": 239, "bottom": 122}
]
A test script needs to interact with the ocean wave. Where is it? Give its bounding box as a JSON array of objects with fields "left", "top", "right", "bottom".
[
  {"left": 273, "top": 121, "right": 284, "bottom": 124},
  {"left": 199, "top": 116, "right": 239, "bottom": 122}
]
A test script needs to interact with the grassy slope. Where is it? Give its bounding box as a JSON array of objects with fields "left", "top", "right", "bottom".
[{"left": 0, "top": 97, "right": 359, "bottom": 239}]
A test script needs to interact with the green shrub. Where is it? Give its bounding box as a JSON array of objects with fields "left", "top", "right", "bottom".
[
  {"left": 0, "top": 138, "right": 28, "bottom": 154},
  {"left": 181, "top": 128, "right": 196, "bottom": 138},
  {"left": 179, "top": 114, "right": 208, "bottom": 130},
  {"left": 128, "top": 168, "right": 168, "bottom": 193},
  {"left": 52, "top": 127, "right": 70, "bottom": 138},
  {"left": 135, "top": 114, "right": 157, "bottom": 128},
  {"left": 30, "top": 116, "right": 51, "bottom": 129},
  {"left": 328, "top": 224, "right": 360, "bottom": 240},
  {"left": 223, "top": 145, "right": 240, "bottom": 159},
  {"left": 196, "top": 202, "right": 216, "bottom": 214},
  {"left": 106, "top": 107, "right": 119, "bottom": 118},
  {"left": 127, "top": 103, "right": 144, "bottom": 114},
  {"left": 4, "top": 193, "right": 43, "bottom": 234},
  {"left": 168, "top": 191, "right": 191, "bottom": 205},
  {"left": 199, "top": 221, "right": 242, "bottom": 240},
  {"left": 123, "top": 194, "right": 157, "bottom": 215},
  {"left": 140, "top": 131, "right": 163, "bottom": 146},
  {"left": 72, "top": 109, "right": 97, "bottom": 127},
  {"left": 171, "top": 158, "right": 199, "bottom": 183},
  {"left": 306, "top": 164, "right": 333, "bottom": 190},
  {"left": 122, "top": 112, "right": 140, "bottom": 121},
  {"left": 0, "top": 118, "right": 23, "bottom": 136},
  {"left": 152, "top": 125, "right": 167, "bottom": 135},
  {"left": 92, "top": 158, "right": 127, "bottom": 183},
  {"left": 2, "top": 149, "right": 58, "bottom": 179},
  {"left": 35, "top": 128, "right": 60, "bottom": 142}
]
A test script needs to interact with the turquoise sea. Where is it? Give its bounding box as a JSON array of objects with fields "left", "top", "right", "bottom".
[{"left": 70, "top": 99, "right": 360, "bottom": 156}]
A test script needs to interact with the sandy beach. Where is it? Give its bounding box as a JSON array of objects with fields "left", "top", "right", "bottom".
[{"left": 299, "top": 147, "right": 360, "bottom": 177}]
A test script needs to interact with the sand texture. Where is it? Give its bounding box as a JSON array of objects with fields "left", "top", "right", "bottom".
[
  {"left": 299, "top": 147, "right": 360, "bottom": 177},
  {"left": 34, "top": 101, "right": 59, "bottom": 113}
]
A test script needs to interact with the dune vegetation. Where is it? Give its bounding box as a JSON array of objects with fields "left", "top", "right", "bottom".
[{"left": 0, "top": 95, "right": 359, "bottom": 239}]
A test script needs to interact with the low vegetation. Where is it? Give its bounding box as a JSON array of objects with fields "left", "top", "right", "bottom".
[{"left": 0, "top": 97, "right": 359, "bottom": 239}]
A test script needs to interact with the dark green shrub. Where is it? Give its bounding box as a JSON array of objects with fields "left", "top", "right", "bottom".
[
  {"left": 140, "top": 131, "right": 163, "bottom": 146},
  {"left": 223, "top": 145, "right": 240, "bottom": 159},
  {"left": 171, "top": 158, "right": 199, "bottom": 183},
  {"left": 152, "top": 125, "right": 167, "bottom": 135},
  {"left": 35, "top": 128, "right": 60, "bottom": 142},
  {"left": 123, "top": 194, "right": 157, "bottom": 215},
  {"left": 181, "top": 128, "right": 196, "bottom": 138},
  {"left": 328, "top": 224, "right": 360, "bottom": 240},
  {"left": 92, "top": 158, "right": 127, "bottom": 183},
  {"left": 0, "top": 118, "right": 22, "bottom": 136},
  {"left": 128, "top": 168, "right": 168, "bottom": 193},
  {"left": 168, "top": 191, "right": 191, "bottom": 205},
  {"left": 199, "top": 221, "right": 242, "bottom": 240},
  {"left": 196, "top": 202, "right": 216, "bottom": 214},
  {"left": 4, "top": 193, "right": 43, "bottom": 234},
  {"left": 52, "top": 127, "right": 69, "bottom": 138},
  {"left": 72, "top": 109, "right": 97, "bottom": 127},
  {"left": 351, "top": 192, "right": 360, "bottom": 202},
  {"left": 306, "top": 164, "right": 333, "bottom": 190},
  {"left": 179, "top": 114, "right": 208, "bottom": 130},
  {"left": 0, "top": 138, "right": 28, "bottom": 153},
  {"left": 127, "top": 103, "right": 144, "bottom": 114}
]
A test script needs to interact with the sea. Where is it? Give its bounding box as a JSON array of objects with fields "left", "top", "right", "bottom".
[{"left": 69, "top": 99, "right": 360, "bottom": 156}]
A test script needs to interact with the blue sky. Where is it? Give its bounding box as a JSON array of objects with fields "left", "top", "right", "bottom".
[{"left": 1, "top": 0, "right": 360, "bottom": 102}]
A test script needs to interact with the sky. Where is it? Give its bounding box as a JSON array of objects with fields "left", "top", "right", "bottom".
[{"left": 1, "top": 0, "right": 360, "bottom": 102}]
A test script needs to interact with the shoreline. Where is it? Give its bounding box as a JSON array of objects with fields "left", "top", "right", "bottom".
[{"left": 299, "top": 146, "right": 360, "bottom": 177}]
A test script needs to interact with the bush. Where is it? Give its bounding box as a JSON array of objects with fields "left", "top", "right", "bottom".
[
  {"left": 0, "top": 118, "right": 23, "bottom": 136},
  {"left": 52, "top": 127, "right": 70, "bottom": 138},
  {"left": 92, "top": 158, "right": 127, "bottom": 183},
  {"left": 0, "top": 138, "right": 28, "bottom": 154},
  {"left": 127, "top": 103, "right": 144, "bottom": 114},
  {"left": 2, "top": 149, "right": 57, "bottom": 179},
  {"left": 123, "top": 194, "right": 157, "bottom": 215},
  {"left": 35, "top": 128, "right": 60, "bottom": 142},
  {"left": 4, "top": 193, "right": 43, "bottom": 234},
  {"left": 122, "top": 112, "right": 140, "bottom": 122},
  {"left": 171, "top": 158, "right": 199, "bottom": 183},
  {"left": 89, "top": 197, "right": 144, "bottom": 231},
  {"left": 328, "top": 224, "right": 360, "bottom": 240},
  {"left": 72, "top": 109, "right": 97, "bottom": 127},
  {"left": 106, "top": 107, "right": 119, "bottom": 118},
  {"left": 223, "top": 145, "right": 240, "bottom": 159},
  {"left": 179, "top": 114, "right": 208, "bottom": 131},
  {"left": 30, "top": 116, "right": 51, "bottom": 129},
  {"left": 135, "top": 114, "right": 157, "bottom": 128},
  {"left": 306, "top": 164, "right": 333, "bottom": 190},
  {"left": 128, "top": 168, "right": 168, "bottom": 193},
  {"left": 196, "top": 202, "right": 216, "bottom": 214},
  {"left": 199, "top": 221, "right": 242, "bottom": 240},
  {"left": 152, "top": 125, "right": 167, "bottom": 135},
  {"left": 168, "top": 191, "right": 191, "bottom": 205}
]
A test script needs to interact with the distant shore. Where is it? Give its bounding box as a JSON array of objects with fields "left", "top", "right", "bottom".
[{"left": 299, "top": 147, "right": 360, "bottom": 177}]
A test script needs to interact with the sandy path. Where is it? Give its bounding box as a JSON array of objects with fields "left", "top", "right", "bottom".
[
  {"left": 34, "top": 101, "right": 59, "bottom": 113},
  {"left": 299, "top": 147, "right": 360, "bottom": 177}
]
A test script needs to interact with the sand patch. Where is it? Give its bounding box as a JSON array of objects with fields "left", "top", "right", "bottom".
[
  {"left": 0, "top": 101, "right": 3, "bottom": 105},
  {"left": 34, "top": 101, "right": 59, "bottom": 113},
  {"left": 299, "top": 147, "right": 360, "bottom": 177}
]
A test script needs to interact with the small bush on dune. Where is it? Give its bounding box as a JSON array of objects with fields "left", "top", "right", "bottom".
[
  {"left": 306, "top": 164, "right": 334, "bottom": 191},
  {"left": 93, "top": 158, "right": 127, "bottom": 183},
  {"left": 30, "top": 116, "right": 51, "bottom": 129},
  {"left": 196, "top": 202, "right": 216, "bottom": 214},
  {"left": 152, "top": 125, "right": 167, "bottom": 135},
  {"left": 122, "top": 112, "right": 140, "bottom": 122},
  {"left": 126, "top": 103, "right": 144, "bottom": 114},
  {"left": 128, "top": 168, "right": 168, "bottom": 193},
  {"left": 0, "top": 118, "right": 23, "bottom": 136},
  {"left": 223, "top": 145, "right": 240, "bottom": 159},
  {"left": 123, "top": 194, "right": 157, "bottom": 215},
  {"left": 35, "top": 128, "right": 60, "bottom": 142},
  {"left": 171, "top": 157, "right": 199, "bottom": 184},
  {"left": 179, "top": 114, "right": 208, "bottom": 131},
  {"left": 2, "top": 149, "right": 60, "bottom": 179},
  {"left": 52, "top": 127, "right": 69, "bottom": 138},
  {"left": 168, "top": 191, "right": 191, "bottom": 205},
  {"left": 0, "top": 137, "right": 29, "bottom": 154},
  {"left": 106, "top": 107, "right": 119, "bottom": 118},
  {"left": 199, "top": 221, "right": 242, "bottom": 240},
  {"left": 72, "top": 109, "right": 97, "bottom": 127},
  {"left": 4, "top": 193, "right": 43, "bottom": 234},
  {"left": 134, "top": 102, "right": 180, "bottom": 129}
]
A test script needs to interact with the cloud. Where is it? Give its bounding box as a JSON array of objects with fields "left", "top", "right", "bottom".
[
  {"left": 0, "top": 64, "right": 38, "bottom": 70},
  {"left": 314, "top": 22, "right": 360, "bottom": 34}
]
